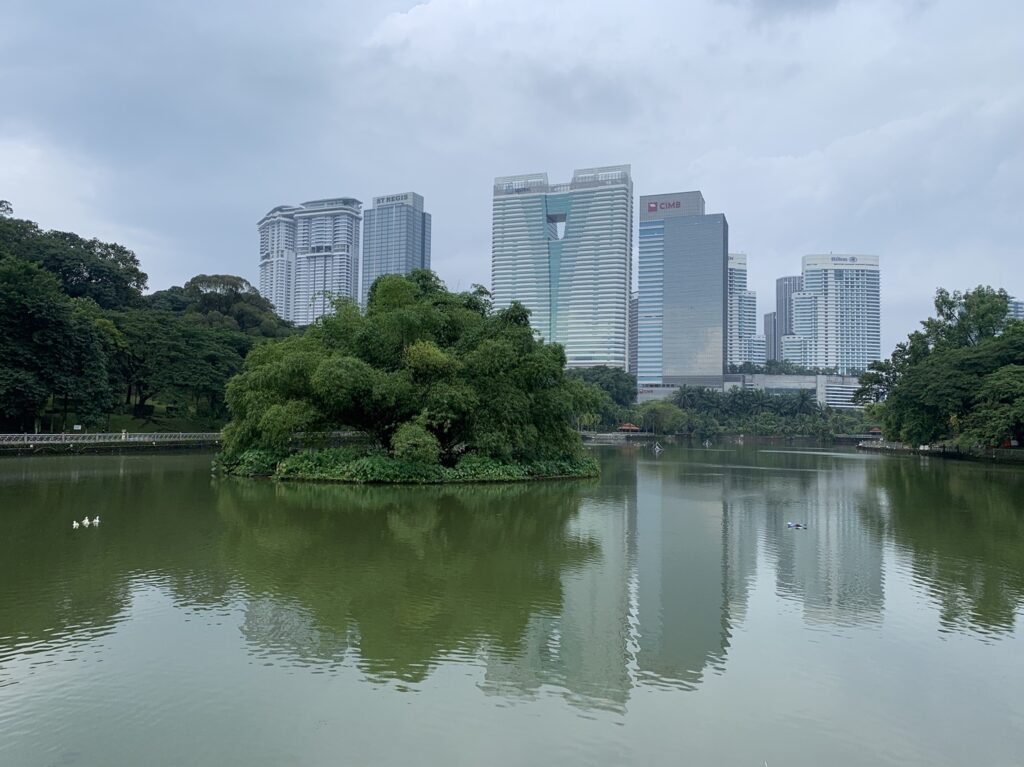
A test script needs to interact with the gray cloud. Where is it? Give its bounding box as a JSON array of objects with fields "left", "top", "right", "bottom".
[{"left": 1, "top": 0, "right": 1022, "bottom": 353}]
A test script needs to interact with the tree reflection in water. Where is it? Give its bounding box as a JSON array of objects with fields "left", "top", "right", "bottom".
[
  {"left": 865, "top": 458, "right": 1024, "bottom": 636},
  {"left": 214, "top": 479, "right": 599, "bottom": 682}
]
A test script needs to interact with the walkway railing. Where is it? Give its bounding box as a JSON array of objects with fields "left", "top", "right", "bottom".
[{"left": 0, "top": 432, "right": 222, "bottom": 445}]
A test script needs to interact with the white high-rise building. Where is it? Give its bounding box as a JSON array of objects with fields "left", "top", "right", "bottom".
[
  {"left": 726, "top": 253, "right": 765, "bottom": 368},
  {"left": 491, "top": 166, "right": 632, "bottom": 369},
  {"left": 1009, "top": 297, "right": 1024, "bottom": 321},
  {"left": 258, "top": 198, "right": 362, "bottom": 325},
  {"left": 782, "top": 255, "right": 881, "bottom": 375}
]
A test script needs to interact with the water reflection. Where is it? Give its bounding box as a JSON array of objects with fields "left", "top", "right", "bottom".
[
  {"left": 2, "top": 447, "right": 1023, "bottom": 714},
  {"left": 215, "top": 480, "right": 598, "bottom": 682},
  {"left": 863, "top": 457, "right": 1024, "bottom": 635}
]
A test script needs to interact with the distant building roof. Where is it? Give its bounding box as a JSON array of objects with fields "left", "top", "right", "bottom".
[{"left": 617, "top": 423, "right": 641, "bottom": 432}]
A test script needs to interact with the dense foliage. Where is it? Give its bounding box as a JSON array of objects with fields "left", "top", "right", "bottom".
[
  {"left": 856, "top": 286, "right": 1024, "bottom": 447},
  {"left": 565, "top": 366, "right": 637, "bottom": 407},
  {"left": 0, "top": 203, "right": 291, "bottom": 431},
  {"left": 727, "top": 360, "right": 850, "bottom": 376},
  {"left": 218, "top": 271, "right": 599, "bottom": 482},
  {"left": 621, "top": 385, "right": 867, "bottom": 439}
]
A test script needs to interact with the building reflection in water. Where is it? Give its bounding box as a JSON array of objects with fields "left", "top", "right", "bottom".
[
  {"left": 480, "top": 447, "right": 891, "bottom": 711},
  {"left": 482, "top": 448, "right": 760, "bottom": 710},
  {"left": 7, "top": 448, "right": 1024, "bottom": 717},
  {"left": 762, "top": 457, "right": 885, "bottom": 627}
]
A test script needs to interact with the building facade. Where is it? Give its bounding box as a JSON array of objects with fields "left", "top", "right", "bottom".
[
  {"left": 637, "top": 373, "right": 865, "bottom": 409},
  {"left": 637, "top": 191, "right": 728, "bottom": 387},
  {"left": 491, "top": 166, "right": 633, "bottom": 369},
  {"left": 774, "top": 275, "right": 802, "bottom": 360},
  {"left": 361, "top": 192, "right": 431, "bottom": 304},
  {"left": 258, "top": 198, "right": 362, "bottom": 325},
  {"left": 629, "top": 291, "right": 639, "bottom": 375},
  {"left": 782, "top": 255, "right": 881, "bottom": 375},
  {"left": 1009, "top": 297, "right": 1024, "bottom": 321},
  {"left": 764, "top": 311, "right": 778, "bottom": 362},
  {"left": 726, "top": 253, "right": 766, "bottom": 368}
]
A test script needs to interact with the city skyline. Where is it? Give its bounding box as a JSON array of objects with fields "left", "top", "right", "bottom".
[{"left": 3, "top": 1, "right": 1022, "bottom": 356}]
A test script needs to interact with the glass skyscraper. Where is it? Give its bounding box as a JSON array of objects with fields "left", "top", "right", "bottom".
[
  {"left": 637, "top": 191, "right": 728, "bottom": 386},
  {"left": 491, "top": 166, "right": 632, "bottom": 369},
  {"left": 361, "top": 192, "right": 431, "bottom": 304},
  {"left": 782, "top": 255, "right": 881, "bottom": 375},
  {"left": 258, "top": 198, "right": 362, "bottom": 326}
]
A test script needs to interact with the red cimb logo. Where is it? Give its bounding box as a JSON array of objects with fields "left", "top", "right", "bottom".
[
  {"left": 660, "top": 201, "right": 681, "bottom": 209},
  {"left": 647, "top": 202, "right": 658, "bottom": 212}
]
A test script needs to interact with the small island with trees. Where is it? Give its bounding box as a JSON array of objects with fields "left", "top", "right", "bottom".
[{"left": 216, "top": 270, "right": 601, "bottom": 483}]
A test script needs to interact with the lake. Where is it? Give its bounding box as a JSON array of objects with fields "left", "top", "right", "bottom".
[{"left": 2, "top": 446, "right": 1023, "bottom": 766}]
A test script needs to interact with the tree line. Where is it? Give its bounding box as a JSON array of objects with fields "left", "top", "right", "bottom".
[
  {"left": 0, "top": 202, "right": 291, "bottom": 432},
  {"left": 563, "top": 365, "right": 869, "bottom": 439},
  {"left": 854, "top": 286, "right": 1024, "bottom": 448}
]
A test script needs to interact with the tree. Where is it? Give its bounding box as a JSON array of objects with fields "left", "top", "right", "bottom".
[
  {"left": 0, "top": 217, "right": 148, "bottom": 308},
  {"left": 147, "top": 274, "right": 292, "bottom": 338},
  {"left": 565, "top": 366, "right": 637, "bottom": 407},
  {"left": 0, "top": 258, "right": 112, "bottom": 430},
  {"left": 222, "top": 271, "right": 590, "bottom": 469},
  {"left": 871, "top": 291, "right": 1024, "bottom": 445},
  {"left": 636, "top": 401, "right": 685, "bottom": 434},
  {"left": 922, "top": 286, "right": 1010, "bottom": 350},
  {"left": 962, "top": 365, "right": 1024, "bottom": 447}
]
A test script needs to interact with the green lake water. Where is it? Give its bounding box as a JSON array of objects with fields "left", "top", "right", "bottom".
[{"left": 2, "top": 446, "right": 1023, "bottom": 766}]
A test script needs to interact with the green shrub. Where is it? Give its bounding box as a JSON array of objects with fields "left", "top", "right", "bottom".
[
  {"left": 216, "top": 448, "right": 283, "bottom": 477},
  {"left": 274, "top": 444, "right": 382, "bottom": 479},
  {"left": 225, "top": 446, "right": 599, "bottom": 484},
  {"left": 391, "top": 422, "right": 441, "bottom": 465},
  {"left": 342, "top": 455, "right": 443, "bottom": 483}
]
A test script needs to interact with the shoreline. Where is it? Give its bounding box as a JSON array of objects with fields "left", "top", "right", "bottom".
[{"left": 857, "top": 440, "right": 1024, "bottom": 465}]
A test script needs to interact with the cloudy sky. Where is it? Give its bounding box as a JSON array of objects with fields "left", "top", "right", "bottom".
[{"left": 2, "top": 0, "right": 1021, "bottom": 352}]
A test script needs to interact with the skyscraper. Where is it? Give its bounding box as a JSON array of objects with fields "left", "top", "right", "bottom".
[
  {"left": 764, "top": 311, "right": 778, "bottom": 362},
  {"left": 782, "top": 255, "right": 881, "bottom": 375},
  {"left": 1009, "top": 297, "right": 1024, "bottom": 321},
  {"left": 637, "top": 191, "right": 727, "bottom": 386},
  {"left": 773, "top": 274, "right": 803, "bottom": 361},
  {"left": 361, "top": 192, "right": 431, "bottom": 304},
  {"left": 726, "top": 253, "right": 765, "bottom": 368},
  {"left": 258, "top": 198, "right": 362, "bottom": 325},
  {"left": 629, "top": 291, "right": 639, "bottom": 376},
  {"left": 491, "top": 166, "right": 632, "bottom": 369}
]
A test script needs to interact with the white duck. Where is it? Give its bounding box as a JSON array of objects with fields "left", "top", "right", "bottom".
[
  {"left": 92, "top": 516, "right": 100, "bottom": 526},
  {"left": 72, "top": 520, "right": 80, "bottom": 530},
  {"left": 81, "top": 517, "right": 91, "bottom": 528}
]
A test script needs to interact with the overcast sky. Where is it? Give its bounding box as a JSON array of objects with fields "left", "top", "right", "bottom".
[{"left": 2, "top": 0, "right": 1021, "bottom": 353}]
